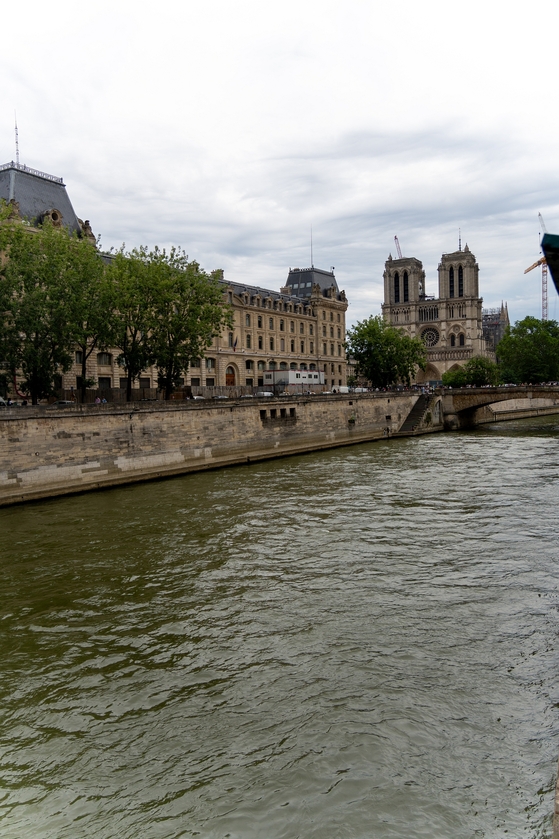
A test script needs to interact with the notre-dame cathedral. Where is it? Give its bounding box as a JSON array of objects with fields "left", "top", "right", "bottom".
[{"left": 382, "top": 244, "right": 508, "bottom": 384}]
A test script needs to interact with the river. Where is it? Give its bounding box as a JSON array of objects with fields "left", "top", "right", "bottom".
[{"left": 1, "top": 417, "right": 559, "bottom": 839}]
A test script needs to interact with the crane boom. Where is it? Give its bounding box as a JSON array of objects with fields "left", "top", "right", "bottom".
[
  {"left": 524, "top": 257, "right": 546, "bottom": 274},
  {"left": 394, "top": 236, "right": 403, "bottom": 259}
]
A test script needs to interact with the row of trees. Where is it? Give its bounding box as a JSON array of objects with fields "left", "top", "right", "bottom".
[
  {"left": 346, "top": 314, "right": 559, "bottom": 389},
  {"left": 0, "top": 212, "right": 232, "bottom": 403}
]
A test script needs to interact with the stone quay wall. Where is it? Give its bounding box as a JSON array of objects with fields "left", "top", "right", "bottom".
[{"left": 0, "top": 393, "right": 433, "bottom": 506}]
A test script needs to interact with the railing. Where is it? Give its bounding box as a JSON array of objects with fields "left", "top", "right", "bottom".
[{"left": 0, "top": 161, "right": 64, "bottom": 184}]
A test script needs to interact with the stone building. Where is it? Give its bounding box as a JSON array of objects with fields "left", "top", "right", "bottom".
[
  {"left": 382, "top": 244, "right": 497, "bottom": 383},
  {"left": 1, "top": 159, "right": 348, "bottom": 395}
]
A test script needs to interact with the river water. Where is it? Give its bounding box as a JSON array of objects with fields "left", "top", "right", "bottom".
[{"left": 1, "top": 417, "right": 559, "bottom": 839}]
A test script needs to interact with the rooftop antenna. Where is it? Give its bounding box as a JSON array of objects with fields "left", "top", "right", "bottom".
[
  {"left": 458, "top": 228, "right": 462, "bottom": 251},
  {"left": 14, "top": 111, "right": 20, "bottom": 165},
  {"left": 310, "top": 226, "right": 314, "bottom": 268}
]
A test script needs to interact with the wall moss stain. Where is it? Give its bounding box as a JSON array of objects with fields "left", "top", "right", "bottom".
[{"left": 0, "top": 395, "right": 436, "bottom": 506}]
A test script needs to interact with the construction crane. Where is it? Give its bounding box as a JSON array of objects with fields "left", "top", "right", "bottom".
[
  {"left": 394, "top": 236, "right": 403, "bottom": 259},
  {"left": 524, "top": 213, "right": 549, "bottom": 320}
]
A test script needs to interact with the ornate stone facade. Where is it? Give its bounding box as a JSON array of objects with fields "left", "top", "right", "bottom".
[{"left": 382, "top": 245, "right": 495, "bottom": 383}]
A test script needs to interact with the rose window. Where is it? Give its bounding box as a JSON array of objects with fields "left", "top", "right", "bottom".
[{"left": 421, "top": 327, "right": 439, "bottom": 347}]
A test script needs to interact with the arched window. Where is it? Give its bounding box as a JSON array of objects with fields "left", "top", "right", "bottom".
[
  {"left": 403, "top": 271, "right": 409, "bottom": 302},
  {"left": 394, "top": 272, "right": 400, "bottom": 303},
  {"left": 450, "top": 334, "right": 456, "bottom": 347},
  {"left": 458, "top": 266, "right": 464, "bottom": 297},
  {"left": 449, "top": 267, "right": 455, "bottom": 298},
  {"left": 290, "top": 362, "right": 298, "bottom": 369},
  {"left": 280, "top": 362, "right": 288, "bottom": 370},
  {"left": 459, "top": 333, "right": 465, "bottom": 346}
]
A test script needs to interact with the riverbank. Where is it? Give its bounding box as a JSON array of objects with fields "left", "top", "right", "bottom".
[{"left": 0, "top": 392, "right": 439, "bottom": 507}]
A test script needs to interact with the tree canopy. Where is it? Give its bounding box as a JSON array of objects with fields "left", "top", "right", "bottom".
[
  {"left": 497, "top": 317, "right": 559, "bottom": 384},
  {"left": 442, "top": 356, "right": 500, "bottom": 388},
  {"left": 346, "top": 316, "right": 426, "bottom": 387},
  {"left": 0, "top": 216, "right": 105, "bottom": 403},
  {"left": 0, "top": 209, "right": 232, "bottom": 402}
]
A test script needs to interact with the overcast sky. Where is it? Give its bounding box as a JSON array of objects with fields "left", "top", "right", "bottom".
[{"left": 2, "top": 1, "right": 558, "bottom": 326}]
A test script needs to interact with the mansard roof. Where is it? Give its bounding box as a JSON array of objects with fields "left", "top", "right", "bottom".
[
  {"left": 0, "top": 161, "right": 81, "bottom": 234},
  {"left": 285, "top": 266, "right": 340, "bottom": 299}
]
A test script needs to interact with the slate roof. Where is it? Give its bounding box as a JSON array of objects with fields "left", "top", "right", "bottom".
[
  {"left": 0, "top": 162, "right": 81, "bottom": 234},
  {"left": 285, "top": 266, "right": 340, "bottom": 299}
]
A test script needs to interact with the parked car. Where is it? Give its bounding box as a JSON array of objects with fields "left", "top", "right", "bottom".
[
  {"left": 255, "top": 391, "right": 274, "bottom": 397},
  {"left": 47, "top": 400, "right": 76, "bottom": 408}
]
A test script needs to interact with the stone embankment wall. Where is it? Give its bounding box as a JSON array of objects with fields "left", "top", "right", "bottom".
[
  {"left": 475, "top": 398, "right": 559, "bottom": 425},
  {"left": 0, "top": 393, "right": 438, "bottom": 506}
]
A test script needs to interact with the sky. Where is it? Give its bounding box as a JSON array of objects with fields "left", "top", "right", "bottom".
[{"left": 1, "top": 0, "right": 558, "bottom": 326}]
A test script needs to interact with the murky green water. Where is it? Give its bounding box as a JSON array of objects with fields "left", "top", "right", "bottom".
[{"left": 1, "top": 418, "right": 559, "bottom": 839}]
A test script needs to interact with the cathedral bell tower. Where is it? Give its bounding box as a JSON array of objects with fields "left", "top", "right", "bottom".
[
  {"left": 438, "top": 244, "right": 479, "bottom": 299},
  {"left": 383, "top": 255, "right": 426, "bottom": 305}
]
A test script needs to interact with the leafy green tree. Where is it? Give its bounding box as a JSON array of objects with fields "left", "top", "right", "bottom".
[
  {"left": 497, "top": 317, "right": 559, "bottom": 383},
  {"left": 346, "top": 315, "right": 426, "bottom": 387},
  {"left": 149, "top": 252, "right": 231, "bottom": 400},
  {"left": 0, "top": 218, "right": 95, "bottom": 404},
  {"left": 64, "top": 242, "right": 114, "bottom": 403},
  {"left": 442, "top": 356, "right": 500, "bottom": 388},
  {"left": 105, "top": 247, "right": 157, "bottom": 402}
]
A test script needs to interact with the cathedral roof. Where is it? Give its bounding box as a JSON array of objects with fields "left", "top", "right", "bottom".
[{"left": 0, "top": 161, "right": 81, "bottom": 234}]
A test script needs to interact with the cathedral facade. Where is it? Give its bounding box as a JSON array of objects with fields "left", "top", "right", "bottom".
[{"left": 381, "top": 245, "right": 496, "bottom": 384}]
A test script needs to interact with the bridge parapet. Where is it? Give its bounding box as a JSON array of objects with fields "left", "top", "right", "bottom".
[{"left": 440, "top": 385, "right": 559, "bottom": 429}]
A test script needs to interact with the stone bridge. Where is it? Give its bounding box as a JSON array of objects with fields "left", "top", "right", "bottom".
[{"left": 441, "top": 385, "right": 559, "bottom": 430}]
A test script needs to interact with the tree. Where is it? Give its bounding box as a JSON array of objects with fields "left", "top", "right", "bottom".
[
  {"left": 148, "top": 250, "right": 232, "bottom": 400},
  {"left": 64, "top": 239, "right": 114, "bottom": 403},
  {"left": 346, "top": 315, "right": 426, "bottom": 387},
  {"left": 497, "top": 317, "right": 559, "bottom": 384},
  {"left": 442, "top": 356, "right": 500, "bottom": 388},
  {"left": 105, "top": 248, "right": 157, "bottom": 402},
  {"left": 0, "top": 217, "right": 96, "bottom": 404}
]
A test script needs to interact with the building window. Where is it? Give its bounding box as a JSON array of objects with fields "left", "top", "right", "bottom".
[
  {"left": 337, "top": 328, "right": 341, "bottom": 339},
  {"left": 190, "top": 377, "right": 200, "bottom": 386},
  {"left": 269, "top": 337, "right": 274, "bottom": 350},
  {"left": 280, "top": 319, "right": 284, "bottom": 331},
  {"left": 246, "top": 334, "right": 251, "bottom": 349},
  {"left": 309, "top": 325, "right": 314, "bottom": 336},
  {"left": 206, "top": 358, "right": 216, "bottom": 371},
  {"left": 300, "top": 341, "right": 305, "bottom": 353},
  {"left": 322, "top": 325, "right": 327, "bottom": 337},
  {"left": 394, "top": 272, "right": 400, "bottom": 303},
  {"left": 139, "top": 377, "right": 151, "bottom": 389},
  {"left": 258, "top": 336, "right": 263, "bottom": 350},
  {"left": 245, "top": 314, "right": 251, "bottom": 327},
  {"left": 280, "top": 362, "right": 288, "bottom": 370},
  {"left": 205, "top": 377, "right": 215, "bottom": 386},
  {"left": 449, "top": 266, "right": 455, "bottom": 298},
  {"left": 310, "top": 341, "right": 314, "bottom": 353},
  {"left": 258, "top": 316, "right": 263, "bottom": 328},
  {"left": 75, "top": 350, "right": 83, "bottom": 364},
  {"left": 330, "top": 327, "right": 334, "bottom": 338},
  {"left": 258, "top": 361, "right": 265, "bottom": 371},
  {"left": 228, "top": 332, "right": 234, "bottom": 347},
  {"left": 246, "top": 360, "right": 254, "bottom": 370},
  {"left": 338, "top": 345, "right": 342, "bottom": 356},
  {"left": 246, "top": 378, "right": 253, "bottom": 386},
  {"left": 291, "top": 339, "right": 295, "bottom": 352},
  {"left": 191, "top": 358, "right": 200, "bottom": 368},
  {"left": 403, "top": 271, "right": 409, "bottom": 303},
  {"left": 458, "top": 266, "right": 464, "bottom": 297},
  {"left": 98, "top": 376, "right": 111, "bottom": 390},
  {"left": 459, "top": 333, "right": 465, "bottom": 346},
  {"left": 330, "top": 312, "right": 333, "bottom": 321},
  {"left": 269, "top": 317, "right": 274, "bottom": 330},
  {"left": 330, "top": 344, "right": 334, "bottom": 355},
  {"left": 290, "top": 320, "right": 295, "bottom": 332},
  {"left": 119, "top": 377, "right": 128, "bottom": 389},
  {"left": 280, "top": 338, "right": 285, "bottom": 351},
  {"left": 300, "top": 323, "right": 304, "bottom": 334},
  {"left": 337, "top": 313, "right": 340, "bottom": 323},
  {"left": 322, "top": 312, "right": 326, "bottom": 320},
  {"left": 97, "top": 352, "right": 112, "bottom": 366},
  {"left": 323, "top": 343, "right": 327, "bottom": 354},
  {"left": 450, "top": 334, "right": 456, "bottom": 347}
]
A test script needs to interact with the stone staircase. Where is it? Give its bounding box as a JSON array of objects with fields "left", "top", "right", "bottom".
[{"left": 398, "top": 394, "right": 431, "bottom": 433}]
